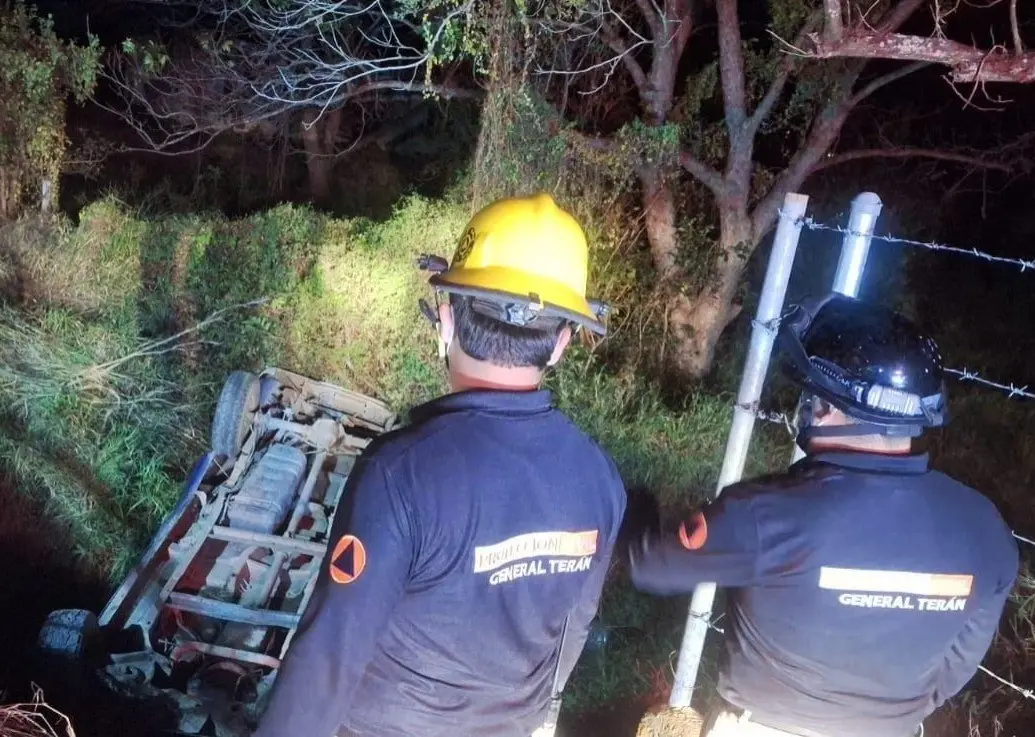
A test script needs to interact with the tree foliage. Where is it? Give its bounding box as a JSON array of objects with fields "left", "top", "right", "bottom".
[
  {"left": 0, "top": 1, "right": 102, "bottom": 219},
  {"left": 94, "top": 0, "right": 1032, "bottom": 377},
  {"left": 103, "top": 0, "right": 481, "bottom": 152},
  {"left": 481, "top": 0, "right": 1025, "bottom": 379}
]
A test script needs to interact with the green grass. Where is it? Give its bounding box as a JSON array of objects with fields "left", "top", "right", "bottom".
[
  {"left": 27, "top": 191, "right": 1035, "bottom": 727},
  {"left": 0, "top": 192, "right": 795, "bottom": 712},
  {"left": 0, "top": 303, "right": 194, "bottom": 579}
]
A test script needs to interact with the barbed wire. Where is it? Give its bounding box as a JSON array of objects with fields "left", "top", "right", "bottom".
[
  {"left": 979, "top": 665, "right": 1035, "bottom": 701},
  {"left": 945, "top": 368, "right": 1035, "bottom": 400},
  {"left": 982, "top": 530, "right": 1035, "bottom": 702},
  {"left": 794, "top": 217, "right": 1035, "bottom": 273},
  {"left": 982, "top": 530, "right": 1035, "bottom": 704}
]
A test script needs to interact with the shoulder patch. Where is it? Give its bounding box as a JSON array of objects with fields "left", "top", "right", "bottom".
[
  {"left": 330, "top": 534, "right": 368, "bottom": 585},
  {"left": 678, "top": 512, "right": 708, "bottom": 551}
]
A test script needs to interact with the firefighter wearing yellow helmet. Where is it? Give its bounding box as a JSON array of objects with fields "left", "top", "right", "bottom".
[
  {"left": 248, "top": 192, "right": 627, "bottom": 737},
  {"left": 421, "top": 191, "right": 610, "bottom": 337}
]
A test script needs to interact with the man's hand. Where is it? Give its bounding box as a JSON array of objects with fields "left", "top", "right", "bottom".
[
  {"left": 619, "top": 487, "right": 661, "bottom": 546},
  {"left": 625, "top": 491, "right": 768, "bottom": 595}
]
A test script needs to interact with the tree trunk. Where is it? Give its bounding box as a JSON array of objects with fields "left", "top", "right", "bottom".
[
  {"left": 669, "top": 208, "right": 753, "bottom": 378},
  {"left": 638, "top": 166, "right": 712, "bottom": 377},
  {"left": 0, "top": 170, "right": 21, "bottom": 221},
  {"left": 640, "top": 166, "right": 680, "bottom": 276},
  {"left": 301, "top": 110, "right": 333, "bottom": 207}
]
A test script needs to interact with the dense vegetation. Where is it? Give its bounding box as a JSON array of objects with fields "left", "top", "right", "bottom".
[
  {"left": 0, "top": 193, "right": 790, "bottom": 711},
  {"left": 2, "top": 189, "right": 1034, "bottom": 734}
]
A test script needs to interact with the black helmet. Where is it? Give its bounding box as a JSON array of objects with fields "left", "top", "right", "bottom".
[{"left": 777, "top": 293, "right": 948, "bottom": 439}]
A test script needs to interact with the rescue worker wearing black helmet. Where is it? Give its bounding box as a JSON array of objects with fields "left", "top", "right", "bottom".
[
  {"left": 253, "top": 193, "right": 627, "bottom": 737},
  {"left": 626, "top": 292, "right": 1019, "bottom": 737}
]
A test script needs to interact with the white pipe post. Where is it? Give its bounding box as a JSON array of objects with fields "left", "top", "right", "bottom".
[
  {"left": 667, "top": 192, "right": 810, "bottom": 708},
  {"left": 789, "top": 191, "right": 883, "bottom": 463}
]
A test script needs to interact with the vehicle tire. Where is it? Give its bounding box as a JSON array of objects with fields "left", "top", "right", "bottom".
[
  {"left": 211, "top": 371, "right": 260, "bottom": 460},
  {"left": 258, "top": 375, "right": 282, "bottom": 409},
  {"left": 37, "top": 608, "right": 100, "bottom": 660}
]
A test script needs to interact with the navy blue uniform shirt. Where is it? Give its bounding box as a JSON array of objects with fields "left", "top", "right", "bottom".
[
  {"left": 629, "top": 451, "right": 1019, "bottom": 737},
  {"left": 253, "top": 389, "right": 627, "bottom": 737}
]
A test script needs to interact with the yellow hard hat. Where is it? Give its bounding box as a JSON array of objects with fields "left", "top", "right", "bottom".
[{"left": 422, "top": 193, "right": 609, "bottom": 335}]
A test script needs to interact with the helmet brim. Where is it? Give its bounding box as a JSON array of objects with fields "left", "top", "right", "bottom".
[{"left": 430, "top": 266, "right": 607, "bottom": 335}]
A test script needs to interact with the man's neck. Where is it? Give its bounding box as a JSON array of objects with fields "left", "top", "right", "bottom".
[
  {"left": 808, "top": 435, "right": 913, "bottom": 456},
  {"left": 447, "top": 348, "right": 543, "bottom": 393}
]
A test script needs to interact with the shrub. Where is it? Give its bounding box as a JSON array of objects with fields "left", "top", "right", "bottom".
[{"left": 0, "top": 2, "right": 102, "bottom": 219}]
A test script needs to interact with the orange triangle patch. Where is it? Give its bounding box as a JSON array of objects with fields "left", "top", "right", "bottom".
[
  {"left": 678, "top": 512, "right": 708, "bottom": 551},
  {"left": 329, "top": 534, "right": 367, "bottom": 584}
]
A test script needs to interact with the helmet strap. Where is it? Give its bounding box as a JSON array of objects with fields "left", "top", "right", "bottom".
[
  {"left": 802, "top": 423, "right": 921, "bottom": 440},
  {"left": 795, "top": 395, "right": 922, "bottom": 448}
]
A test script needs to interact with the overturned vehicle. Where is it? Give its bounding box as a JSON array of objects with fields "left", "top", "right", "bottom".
[{"left": 37, "top": 368, "right": 399, "bottom": 736}]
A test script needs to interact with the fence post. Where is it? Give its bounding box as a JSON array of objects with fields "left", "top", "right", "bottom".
[
  {"left": 41, "top": 177, "right": 53, "bottom": 216},
  {"left": 789, "top": 191, "right": 883, "bottom": 463},
  {"left": 667, "top": 192, "right": 810, "bottom": 708}
]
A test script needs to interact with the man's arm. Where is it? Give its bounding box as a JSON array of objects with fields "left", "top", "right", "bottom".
[
  {"left": 252, "top": 456, "right": 413, "bottom": 737},
  {"left": 627, "top": 491, "right": 765, "bottom": 595},
  {"left": 932, "top": 542, "right": 1020, "bottom": 708}
]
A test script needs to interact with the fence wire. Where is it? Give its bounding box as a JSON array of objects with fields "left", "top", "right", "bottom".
[
  {"left": 978, "top": 666, "right": 1035, "bottom": 702},
  {"left": 733, "top": 211, "right": 1035, "bottom": 714},
  {"left": 945, "top": 368, "right": 1035, "bottom": 400},
  {"left": 974, "top": 531, "right": 1035, "bottom": 706},
  {"left": 796, "top": 217, "right": 1035, "bottom": 273}
]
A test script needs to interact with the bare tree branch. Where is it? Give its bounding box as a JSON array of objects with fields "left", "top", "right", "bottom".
[
  {"left": 678, "top": 150, "right": 726, "bottom": 195},
  {"left": 715, "top": 0, "right": 748, "bottom": 133},
  {"left": 100, "top": 0, "right": 478, "bottom": 152},
  {"left": 807, "top": 32, "right": 1035, "bottom": 83},
  {"left": 600, "top": 18, "right": 650, "bottom": 94},
  {"left": 745, "top": 9, "right": 824, "bottom": 136},
  {"left": 823, "top": 0, "right": 843, "bottom": 43},
  {"left": 668, "top": 0, "right": 695, "bottom": 61},
  {"left": 750, "top": 62, "right": 865, "bottom": 241},
  {"left": 808, "top": 146, "right": 1013, "bottom": 174},
  {"left": 533, "top": 0, "right": 654, "bottom": 96},
  {"left": 1010, "top": 0, "right": 1023, "bottom": 55},
  {"left": 634, "top": 0, "right": 663, "bottom": 39}
]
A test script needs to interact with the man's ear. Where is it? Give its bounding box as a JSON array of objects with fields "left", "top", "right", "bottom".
[
  {"left": 546, "top": 325, "right": 573, "bottom": 367},
  {"left": 812, "top": 398, "right": 845, "bottom": 427},
  {"left": 437, "top": 302, "right": 455, "bottom": 346},
  {"left": 436, "top": 302, "right": 455, "bottom": 360}
]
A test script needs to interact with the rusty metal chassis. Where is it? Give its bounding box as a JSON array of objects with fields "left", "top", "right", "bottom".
[{"left": 92, "top": 367, "right": 397, "bottom": 732}]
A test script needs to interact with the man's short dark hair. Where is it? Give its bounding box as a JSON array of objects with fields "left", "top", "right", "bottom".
[{"left": 450, "top": 294, "right": 566, "bottom": 370}]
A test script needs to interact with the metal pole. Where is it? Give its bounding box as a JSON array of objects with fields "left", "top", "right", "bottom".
[
  {"left": 667, "top": 192, "right": 810, "bottom": 708},
  {"left": 789, "top": 191, "right": 883, "bottom": 463}
]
